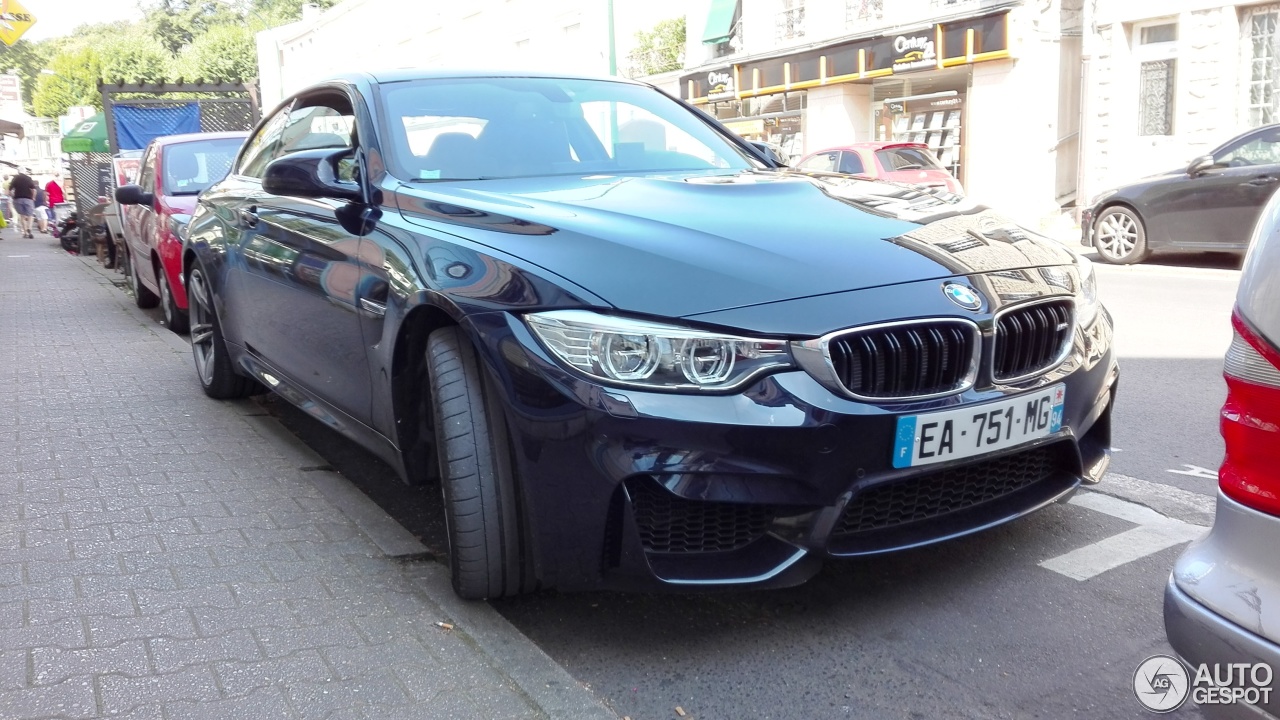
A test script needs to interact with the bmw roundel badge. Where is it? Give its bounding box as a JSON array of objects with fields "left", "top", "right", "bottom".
[{"left": 942, "top": 282, "right": 983, "bottom": 311}]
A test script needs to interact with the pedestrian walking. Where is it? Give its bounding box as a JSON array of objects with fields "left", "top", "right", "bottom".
[
  {"left": 33, "top": 186, "right": 48, "bottom": 234},
  {"left": 8, "top": 170, "right": 36, "bottom": 239},
  {"left": 44, "top": 173, "right": 64, "bottom": 225}
]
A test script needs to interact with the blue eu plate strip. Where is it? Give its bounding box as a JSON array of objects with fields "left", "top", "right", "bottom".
[{"left": 892, "top": 415, "right": 917, "bottom": 469}]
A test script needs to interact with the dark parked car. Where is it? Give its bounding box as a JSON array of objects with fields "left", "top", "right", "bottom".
[
  {"left": 1165, "top": 188, "right": 1280, "bottom": 718},
  {"left": 182, "top": 70, "right": 1117, "bottom": 599},
  {"left": 1082, "top": 124, "right": 1280, "bottom": 264},
  {"left": 115, "top": 132, "right": 249, "bottom": 332}
]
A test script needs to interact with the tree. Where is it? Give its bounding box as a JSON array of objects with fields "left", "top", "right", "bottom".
[
  {"left": 173, "top": 23, "right": 257, "bottom": 81},
  {"left": 625, "top": 17, "right": 686, "bottom": 78},
  {"left": 142, "top": 1, "right": 244, "bottom": 55},
  {"left": 0, "top": 40, "right": 49, "bottom": 115},
  {"left": 98, "top": 32, "right": 173, "bottom": 83},
  {"left": 31, "top": 46, "right": 102, "bottom": 117},
  {"left": 252, "top": 0, "right": 339, "bottom": 24},
  {"left": 32, "top": 32, "right": 172, "bottom": 117}
]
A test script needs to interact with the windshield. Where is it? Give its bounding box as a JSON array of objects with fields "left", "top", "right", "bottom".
[
  {"left": 378, "top": 77, "right": 762, "bottom": 181},
  {"left": 161, "top": 137, "right": 245, "bottom": 196},
  {"left": 875, "top": 147, "right": 945, "bottom": 172}
]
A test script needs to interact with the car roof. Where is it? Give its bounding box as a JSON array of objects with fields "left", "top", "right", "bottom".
[
  {"left": 150, "top": 131, "right": 250, "bottom": 146},
  {"left": 810, "top": 142, "right": 931, "bottom": 154},
  {"left": 326, "top": 68, "right": 646, "bottom": 86}
]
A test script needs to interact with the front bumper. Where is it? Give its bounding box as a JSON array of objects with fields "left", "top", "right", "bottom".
[{"left": 472, "top": 302, "right": 1118, "bottom": 593}]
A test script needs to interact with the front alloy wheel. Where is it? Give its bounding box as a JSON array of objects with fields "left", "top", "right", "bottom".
[{"left": 1093, "top": 206, "right": 1149, "bottom": 264}]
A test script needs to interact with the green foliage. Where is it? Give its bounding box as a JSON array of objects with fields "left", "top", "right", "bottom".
[
  {"left": 32, "top": 46, "right": 102, "bottom": 117},
  {"left": 30, "top": 0, "right": 341, "bottom": 118},
  {"left": 0, "top": 40, "right": 48, "bottom": 115},
  {"left": 174, "top": 24, "right": 257, "bottom": 82},
  {"left": 626, "top": 17, "right": 686, "bottom": 78},
  {"left": 98, "top": 31, "right": 173, "bottom": 83}
]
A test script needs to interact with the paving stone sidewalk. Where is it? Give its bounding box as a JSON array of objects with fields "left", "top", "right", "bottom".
[{"left": 0, "top": 231, "right": 615, "bottom": 720}]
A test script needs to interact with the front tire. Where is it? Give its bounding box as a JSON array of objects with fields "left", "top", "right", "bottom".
[
  {"left": 159, "top": 268, "right": 189, "bottom": 334},
  {"left": 426, "top": 326, "right": 534, "bottom": 600},
  {"left": 187, "top": 260, "right": 256, "bottom": 399},
  {"left": 129, "top": 251, "right": 159, "bottom": 308},
  {"left": 1093, "top": 206, "right": 1150, "bottom": 264}
]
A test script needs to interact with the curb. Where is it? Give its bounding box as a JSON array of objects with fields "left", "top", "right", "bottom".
[{"left": 70, "top": 250, "right": 618, "bottom": 720}]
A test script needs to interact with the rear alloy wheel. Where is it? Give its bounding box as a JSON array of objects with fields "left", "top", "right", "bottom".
[
  {"left": 129, "top": 251, "right": 159, "bottom": 308},
  {"left": 426, "top": 326, "right": 535, "bottom": 600},
  {"left": 1093, "top": 206, "right": 1150, "bottom": 264},
  {"left": 187, "top": 260, "right": 256, "bottom": 399},
  {"left": 159, "top": 268, "right": 189, "bottom": 334}
]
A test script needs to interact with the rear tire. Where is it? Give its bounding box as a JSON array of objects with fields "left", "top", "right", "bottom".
[
  {"left": 159, "top": 268, "right": 189, "bottom": 334},
  {"left": 187, "top": 260, "right": 256, "bottom": 400},
  {"left": 426, "top": 326, "right": 534, "bottom": 600},
  {"left": 1093, "top": 206, "right": 1150, "bottom": 264},
  {"left": 129, "top": 250, "right": 159, "bottom": 308}
]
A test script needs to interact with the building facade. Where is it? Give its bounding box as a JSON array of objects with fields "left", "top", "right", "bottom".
[
  {"left": 256, "top": 0, "right": 688, "bottom": 107},
  {"left": 678, "top": 0, "right": 1085, "bottom": 228},
  {"left": 1079, "top": 1, "right": 1280, "bottom": 207}
]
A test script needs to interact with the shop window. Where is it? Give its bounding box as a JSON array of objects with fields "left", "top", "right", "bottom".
[
  {"left": 776, "top": 0, "right": 804, "bottom": 42},
  {"left": 1134, "top": 19, "right": 1178, "bottom": 136},
  {"left": 1244, "top": 5, "right": 1280, "bottom": 127}
]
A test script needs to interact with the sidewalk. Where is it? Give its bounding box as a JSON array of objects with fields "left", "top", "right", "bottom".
[{"left": 0, "top": 231, "right": 616, "bottom": 720}]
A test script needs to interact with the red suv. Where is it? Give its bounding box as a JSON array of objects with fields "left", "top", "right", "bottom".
[
  {"left": 793, "top": 142, "right": 964, "bottom": 194},
  {"left": 115, "top": 132, "right": 248, "bottom": 333}
]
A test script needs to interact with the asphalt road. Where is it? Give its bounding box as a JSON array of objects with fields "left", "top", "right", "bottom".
[{"left": 240, "top": 250, "right": 1239, "bottom": 720}]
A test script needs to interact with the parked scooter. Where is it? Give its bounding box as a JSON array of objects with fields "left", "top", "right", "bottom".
[{"left": 55, "top": 212, "right": 81, "bottom": 254}]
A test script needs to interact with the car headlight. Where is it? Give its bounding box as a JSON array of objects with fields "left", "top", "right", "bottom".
[
  {"left": 1075, "top": 253, "right": 1099, "bottom": 327},
  {"left": 525, "top": 309, "right": 793, "bottom": 392}
]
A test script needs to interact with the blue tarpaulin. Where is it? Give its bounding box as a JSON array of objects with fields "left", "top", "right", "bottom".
[{"left": 112, "top": 103, "right": 201, "bottom": 151}]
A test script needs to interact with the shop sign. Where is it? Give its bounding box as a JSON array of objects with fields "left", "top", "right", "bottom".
[
  {"left": 707, "top": 70, "right": 736, "bottom": 100},
  {"left": 891, "top": 33, "right": 937, "bottom": 73}
]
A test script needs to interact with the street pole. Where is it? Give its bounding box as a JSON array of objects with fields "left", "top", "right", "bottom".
[{"left": 606, "top": 0, "right": 617, "bottom": 76}]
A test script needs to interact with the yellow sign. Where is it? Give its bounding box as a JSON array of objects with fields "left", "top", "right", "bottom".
[{"left": 0, "top": 0, "right": 36, "bottom": 47}]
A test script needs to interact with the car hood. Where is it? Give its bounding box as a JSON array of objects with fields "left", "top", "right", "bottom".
[{"left": 395, "top": 170, "right": 1076, "bottom": 318}]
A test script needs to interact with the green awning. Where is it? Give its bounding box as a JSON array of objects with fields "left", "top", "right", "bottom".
[
  {"left": 702, "top": 0, "right": 739, "bottom": 44},
  {"left": 60, "top": 112, "right": 109, "bottom": 153}
]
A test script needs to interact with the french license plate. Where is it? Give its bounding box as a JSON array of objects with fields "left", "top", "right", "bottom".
[{"left": 892, "top": 385, "right": 1065, "bottom": 469}]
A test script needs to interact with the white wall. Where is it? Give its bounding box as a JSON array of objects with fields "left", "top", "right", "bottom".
[{"left": 804, "top": 83, "right": 871, "bottom": 151}]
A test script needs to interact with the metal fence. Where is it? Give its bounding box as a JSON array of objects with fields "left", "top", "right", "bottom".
[{"left": 67, "top": 151, "right": 114, "bottom": 220}]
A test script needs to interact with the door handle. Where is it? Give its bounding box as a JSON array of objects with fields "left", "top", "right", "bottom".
[
  {"left": 1247, "top": 176, "right": 1279, "bottom": 186},
  {"left": 238, "top": 206, "right": 259, "bottom": 228}
]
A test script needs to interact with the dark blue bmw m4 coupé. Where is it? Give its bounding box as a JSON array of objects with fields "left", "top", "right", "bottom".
[{"left": 182, "top": 70, "right": 1118, "bottom": 599}]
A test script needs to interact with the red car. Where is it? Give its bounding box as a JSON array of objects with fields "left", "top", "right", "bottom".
[
  {"left": 793, "top": 142, "right": 964, "bottom": 194},
  {"left": 115, "top": 131, "right": 248, "bottom": 333}
]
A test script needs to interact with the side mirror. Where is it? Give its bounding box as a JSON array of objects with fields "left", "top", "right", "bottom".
[
  {"left": 115, "top": 184, "right": 153, "bottom": 206},
  {"left": 1187, "top": 155, "right": 1216, "bottom": 176},
  {"left": 749, "top": 141, "right": 788, "bottom": 167},
  {"left": 263, "top": 148, "right": 363, "bottom": 202}
]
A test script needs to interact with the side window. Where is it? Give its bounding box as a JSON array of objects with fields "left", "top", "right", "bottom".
[
  {"left": 799, "top": 152, "right": 837, "bottom": 172},
  {"left": 838, "top": 151, "right": 865, "bottom": 175},
  {"left": 136, "top": 145, "right": 158, "bottom": 192},
  {"left": 238, "top": 106, "right": 292, "bottom": 178},
  {"left": 1216, "top": 130, "right": 1280, "bottom": 167},
  {"left": 278, "top": 102, "right": 358, "bottom": 181}
]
